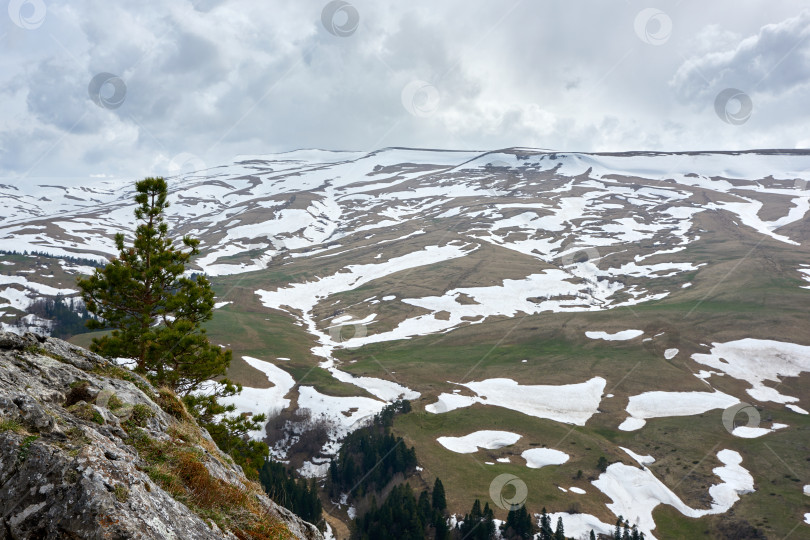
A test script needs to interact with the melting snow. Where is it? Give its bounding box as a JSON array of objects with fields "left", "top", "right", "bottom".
[
  {"left": 296, "top": 386, "right": 385, "bottom": 455},
  {"left": 436, "top": 430, "right": 521, "bottom": 454},
  {"left": 522, "top": 448, "right": 569, "bottom": 468},
  {"left": 731, "top": 423, "right": 788, "bottom": 438},
  {"left": 328, "top": 368, "right": 420, "bottom": 402},
  {"left": 664, "top": 348, "right": 679, "bottom": 359},
  {"left": 217, "top": 356, "right": 295, "bottom": 440},
  {"left": 593, "top": 449, "right": 754, "bottom": 539},
  {"left": 546, "top": 513, "right": 613, "bottom": 539},
  {"left": 585, "top": 329, "right": 644, "bottom": 341},
  {"left": 692, "top": 339, "right": 810, "bottom": 404},
  {"left": 787, "top": 404, "right": 809, "bottom": 414},
  {"left": 620, "top": 390, "right": 739, "bottom": 431},
  {"left": 618, "top": 417, "right": 647, "bottom": 431},
  {"left": 426, "top": 377, "right": 606, "bottom": 426},
  {"left": 621, "top": 447, "right": 656, "bottom": 467}
]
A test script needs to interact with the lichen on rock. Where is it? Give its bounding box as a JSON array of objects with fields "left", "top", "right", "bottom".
[{"left": 0, "top": 331, "right": 322, "bottom": 539}]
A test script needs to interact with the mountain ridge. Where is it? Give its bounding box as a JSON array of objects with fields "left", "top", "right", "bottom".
[{"left": 1, "top": 147, "right": 809, "bottom": 538}]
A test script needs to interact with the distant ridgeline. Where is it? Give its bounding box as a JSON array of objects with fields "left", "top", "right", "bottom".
[
  {"left": 0, "top": 250, "right": 103, "bottom": 338},
  {"left": 23, "top": 295, "right": 94, "bottom": 339},
  {"left": 0, "top": 249, "right": 106, "bottom": 268}
]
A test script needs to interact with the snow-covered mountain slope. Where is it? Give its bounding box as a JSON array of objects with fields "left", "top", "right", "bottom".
[
  {"left": 0, "top": 149, "right": 810, "bottom": 320},
  {"left": 3, "top": 148, "right": 809, "bottom": 338},
  {"left": 2, "top": 147, "right": 810, "bottom": 538}
]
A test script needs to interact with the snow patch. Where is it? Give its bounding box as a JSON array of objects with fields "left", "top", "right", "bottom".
[
  {"left": 522, "top": 448, "right": 569, "bottom": 468},
  {"left": 787, "top": 404, "right": 809, "bottom": 414},
  {"left": 692, "top": 339, "right": 810, "bottom": 404},
  {"left": 436, "top": 430, "right": 521, "bottom": 454},
  {"left": 546, "top": 512, "right": 613, "bottom": 539},
  {"left": 592, "top": 449, "right": 754, "bottom": 539},
  {"left": 426, "top": 377, "right": 606, "bottom": 426},
  {"left": 217, "top": 356, "right": 295, "bottom": 440},
  {"left": 621, "top": 447, "right": 656, "bottom": 467},
  {"left": 731, "top": 423, "right": 788, "bottom": 439},
  {"left": 620, "top": 390, "right": 740, "bottom": 430},
  {"left": 586, "top": 329, "right": 644, "bottom": 341}
]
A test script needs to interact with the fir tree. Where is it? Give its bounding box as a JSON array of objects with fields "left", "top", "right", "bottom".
[
  {"left": 259, "top": 460, "right": 322, "bottom": 526},
  {"left": 597, "top": 455, "right": 609, "bottom": 473},
  {"left": 554, "top": 517, "right": 565, "bottom": 540},
  {"left": 502, "top": 505, "right": 534, "bottom": 539},
  {"left": 614, "top": 516, "right": 624, "bottom": 540},
  {"left": 539, "top": 508, "right": 553, "bottom": 540},
  {"left": 77, "top": 177, "right": 230, "bottom": 395},
  {"left": 432, "top": 478, "right": 447, "bottom": 512}
]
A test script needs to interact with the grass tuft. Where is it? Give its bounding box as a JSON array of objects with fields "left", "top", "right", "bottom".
[
  {"left": 126, "top": 427, "right": 291, "bottom": 540},
  {"left": 0, "top": 417, "right": 25, "bottom": 434},
  {"left": 67, "top": 402, "right": 105, "bottom": 425},
  {"left": 18, "top": 435, "right": 39, "bottom": 462},
  {"left": 113, "top": 483, "right": 129, "bottom": 502}
]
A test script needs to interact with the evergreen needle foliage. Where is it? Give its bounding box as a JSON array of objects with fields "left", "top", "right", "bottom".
[
  {"left": 78, "top": 177, "right": 230, "bottom": 395},
  {"left": 77, "top": 178, "right": 271, "bottom": 480}
]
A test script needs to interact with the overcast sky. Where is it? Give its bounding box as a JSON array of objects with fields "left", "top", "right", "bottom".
[{"left": 2, "top": 0, "right": 809, "bottom": 181}]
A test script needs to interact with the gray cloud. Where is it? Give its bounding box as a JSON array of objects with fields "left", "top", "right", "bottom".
[
  {"left": 1, "top": 0, "right": 810, "bottom": 181},
  {"left": 671, "top": 10, "right": 810, "bottom": 100}
]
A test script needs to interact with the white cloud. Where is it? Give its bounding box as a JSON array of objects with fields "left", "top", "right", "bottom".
[
  {"left": 0, "top": 1, "right": 809, "bottom": 181},
  {"left": 671, "top": 10, "right": 810, "bottom": 101}
]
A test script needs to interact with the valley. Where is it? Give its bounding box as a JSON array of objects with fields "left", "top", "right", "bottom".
[{"left": 2, "top": 147, "right": 810, "bottom": 539}]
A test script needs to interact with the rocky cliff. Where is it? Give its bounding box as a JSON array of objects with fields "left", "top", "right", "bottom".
[{"left": 0, "top": 331, "right": 323, "bottom": 540}]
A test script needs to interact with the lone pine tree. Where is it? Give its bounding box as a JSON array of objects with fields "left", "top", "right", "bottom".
[{"left": 78, "top": 177, "right": 230, "bottom": 395}]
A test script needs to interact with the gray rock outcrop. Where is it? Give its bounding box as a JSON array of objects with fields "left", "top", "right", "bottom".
[{"left": 0, "top": 331, "right": 323, "bottom": 540}]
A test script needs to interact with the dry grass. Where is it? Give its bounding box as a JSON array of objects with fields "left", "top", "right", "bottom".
[{"left": 127, "top": 420, "right": 291, "bottom": 540}]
